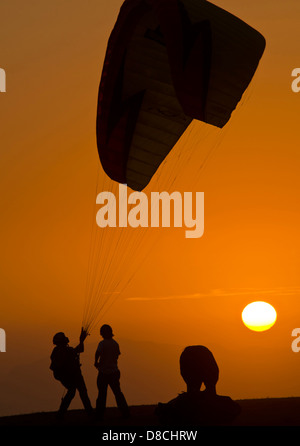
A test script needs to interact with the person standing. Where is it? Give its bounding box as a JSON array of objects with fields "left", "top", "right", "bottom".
[
  {"left": 50, "top": 329, "right": 93, "bottom": 419},
  {"left": 155, "top": 345, "right": 241, "bottom": 425},
  {"left": 94, "top": 324, "right": 129, "bottom": 420}
]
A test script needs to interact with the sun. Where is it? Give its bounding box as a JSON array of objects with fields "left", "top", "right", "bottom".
[{"left": 242, "top": 301, "right": 277, "bottom": 332}]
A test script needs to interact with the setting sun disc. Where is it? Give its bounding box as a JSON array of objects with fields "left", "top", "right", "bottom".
[{"left": 242, "top": 301, "right": 277, "bottom": 332}]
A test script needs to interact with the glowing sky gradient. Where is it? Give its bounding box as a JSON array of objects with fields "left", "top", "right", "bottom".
[{"left": 1, "top": 0, "right": 300, "bottom": 416}]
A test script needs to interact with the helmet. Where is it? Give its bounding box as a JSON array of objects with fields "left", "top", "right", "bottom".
[
  {"left": 100, "top": 324, "right": 113, "bottom": 339},
  {"left": 53, "top": 332, "right": 69, "bottom": 346}
]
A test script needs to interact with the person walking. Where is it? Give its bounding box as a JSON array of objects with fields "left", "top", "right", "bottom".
[
  {"left": 94, "top": 324, "right": 129, "bottom": 420},
  {"left": 50, "top": 329, "right": 93, "bottom": 420}
]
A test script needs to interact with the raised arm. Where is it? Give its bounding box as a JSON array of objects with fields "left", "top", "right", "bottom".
[{"left": 74, "top": 328, "right": 88, "bottom": 354}]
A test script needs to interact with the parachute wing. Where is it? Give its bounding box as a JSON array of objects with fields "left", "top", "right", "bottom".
[{"left": 96, "top": 0, "right": 265, "bottom": 191}]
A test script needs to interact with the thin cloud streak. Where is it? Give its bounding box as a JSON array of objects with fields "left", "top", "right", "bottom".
[{"left": 126, "top": 287, "right": 300, "bottom": 302}]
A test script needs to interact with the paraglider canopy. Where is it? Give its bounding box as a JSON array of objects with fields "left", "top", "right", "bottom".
[
  {"left": 82, "top": 0, "right": 266, "bottom": 334},
  {"left": 96, "top": 0, "right": 265, "bottom": 191}
]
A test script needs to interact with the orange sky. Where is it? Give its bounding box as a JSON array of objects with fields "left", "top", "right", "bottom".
[{"left": 1, "top": 0, "right": 300, "bottom": 416}]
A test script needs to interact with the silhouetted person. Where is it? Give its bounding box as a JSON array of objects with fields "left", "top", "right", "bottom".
[
  {"left": 50, "top": 328, "right": 93, "bottom": 419},
  {"left": 156, "top": 345, "right": 241, "bottom": 425},
  {"left": 94, "top": 324, "right": 129, "bottom": 420},
  {"left": 180, "top": 345, "right": 219, "bottom": 395}
]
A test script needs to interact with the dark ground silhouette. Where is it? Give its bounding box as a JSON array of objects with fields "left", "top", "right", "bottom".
[{"left": 1, "top": 398, "right": 300, "bottom": 426}]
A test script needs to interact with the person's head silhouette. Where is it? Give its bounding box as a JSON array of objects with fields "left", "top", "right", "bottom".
[
  {"left": 52, "top": 332, "right": 69, "bottom": 346},
  {"left": 100, "top": 324, "right": 114, "bottom": 339},
  {"left": 180, "top": 346, "right": 219, "bottom": 394}
]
